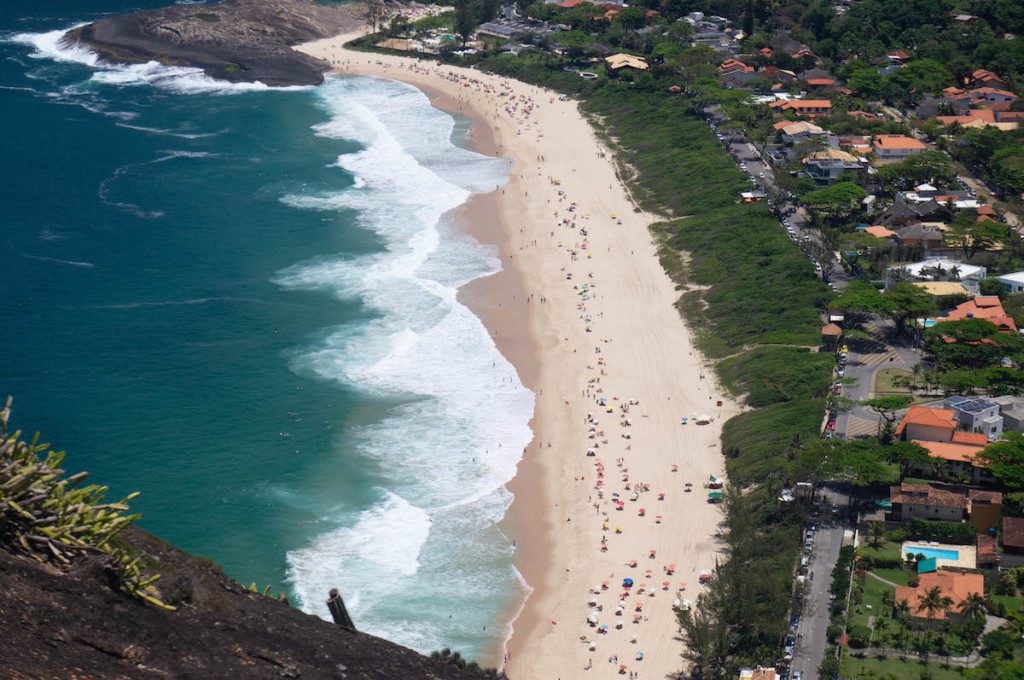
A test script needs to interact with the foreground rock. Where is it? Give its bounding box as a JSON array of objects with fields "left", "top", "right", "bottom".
[
  {"left": 0, "top": 526, "right": 499, "bottom": 679},
  {"left": 65, "top": 0, "right": 360, "bottom": 86}
]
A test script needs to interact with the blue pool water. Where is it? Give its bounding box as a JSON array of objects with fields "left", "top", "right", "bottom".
[{"left": 905, "top": 545, "right": 960, "bottom": 561}]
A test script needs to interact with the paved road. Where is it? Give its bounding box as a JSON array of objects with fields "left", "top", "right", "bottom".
[
  {"left": 791, "top": 525, "right": 845, "bottom": 680},
  {"left": 834, "top": 317, "right": 922, "bottom": 439}
]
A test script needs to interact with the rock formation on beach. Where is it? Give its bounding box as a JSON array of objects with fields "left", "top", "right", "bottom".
[{"left": 64, "top": 0, "right": 361, "bottom": 86}]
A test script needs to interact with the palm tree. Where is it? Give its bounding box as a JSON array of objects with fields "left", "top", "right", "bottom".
[
  {"left": 960, "top": 592, "right": 987, "bottom": 622},
  {"left": 867, "top": 521, "right": 886, "bottom": 548},
  {"left": 880, "top": 588, "right": 895, "bottom": 616},
  {"left": 918, "top": 586, "right": 954, "bottom": 642},
  {"left": 895, "top": 599, "right": 912, "bottom": 650}
]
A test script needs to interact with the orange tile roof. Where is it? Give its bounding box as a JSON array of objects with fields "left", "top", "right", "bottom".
[
  {"left": 936, "top": 109, "right": 996, "bottom": 126},
  {"left": 971, "top": 69, "right": 1004, "bottom": 84},
  {"left": 895, "top": 570, "right": 983, "bottom": 620},
  {"left": 939, "top": 296, "right": 1017, "bottom": 330},
  {"left": 913, "top": 440, "right": 985, "bottom": 464},
  {"left": 873, "top": 135, "right": 927, "bottom": 150},
  {"left": 953, "top": 431, "right": 990, "bottom": 446},
  {"left": 895, "top": 406, "right": 957, "bottom": 436},
  {"left": 970, "top": 87, "right": 1018, "bottom": 99},
  {"left": 806, "top": 78, "right": 835, "bottom": 86},
  {"left": 821, "top": 323, "right": 842, "bottom": 336}
]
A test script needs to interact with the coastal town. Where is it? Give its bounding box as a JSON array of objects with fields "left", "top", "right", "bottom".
[{"left": 335, "top": 0, "right": 1024, "bottom": 678}]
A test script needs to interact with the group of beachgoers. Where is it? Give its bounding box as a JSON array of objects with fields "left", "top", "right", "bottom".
[{"left": 313, "top": 50, "right": 725, "bottom": 675}]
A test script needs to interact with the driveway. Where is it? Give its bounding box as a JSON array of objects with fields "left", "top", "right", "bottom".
[{"left": 791, "top": 524, "right": 845, "bottom": 680}]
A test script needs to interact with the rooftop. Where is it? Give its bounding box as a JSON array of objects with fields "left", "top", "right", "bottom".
[
  {"left": 896, "top": 406, "right": 957, "bottom": 434},
  {"left": 894, "top": 570, "right": 983, "bottom": 620},
  {"left": 940, "top": 297, "right": 1016, "bottom": 331},
  {"left": 890, "top": 483, "right": 968, "bottom": 509},
  {"left": 1005, "top": 516, "right": 1024, "bottom": 548},
  {"left": 913, "top": 440, "right": 985, "bottom": 464},
  {"left": 873, "top": 134, "right": 927, "bottom": 150}
]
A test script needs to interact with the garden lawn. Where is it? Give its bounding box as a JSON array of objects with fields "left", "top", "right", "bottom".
[
  {"left": 874, "top": 368, "right": 912, "bottom": 395},
  {"left": 842, "top": 652, "right": 965, "bottom": 679},
  {"left": 849, "top": 572, "right": 895, "bottom": 633},
  {"left": 992, "top": 593, "right": 1024, "bottom": 615},
  {"left": 871, "top": 567, "right": 911, "bottom": 586},
  {"left": 858, "top": 540, "right": 902, "bottom": 564}
]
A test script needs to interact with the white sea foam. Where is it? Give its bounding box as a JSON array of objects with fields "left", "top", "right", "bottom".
[
  {"left": 280, "top": 77, "right": 531, "bottom": 654},
  {"left": 8, "top": 26, "right": 309, "bottom": 96}
]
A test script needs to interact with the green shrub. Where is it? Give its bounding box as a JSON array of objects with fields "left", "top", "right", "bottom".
[
  {"left": 907, "top": 517, "right": 976, "bottom": 545},
  {"left": 846, "top": 623, "right": 871, "bottom": 648}
]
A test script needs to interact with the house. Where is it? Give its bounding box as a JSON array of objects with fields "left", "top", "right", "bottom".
[
  {"left": 952, "top": 14, "right": 977, "bottom": 25},
  {"left": 889, "top": 483, "right": 968, "bottom": 522},
  {"left": 774, "top": 120, "right": 825, "bottom": 144},
  {"left": 802, "top": 148, "right": 864, "bottom": 183},
  {"left": 967, "top": 69, "right": 1005, "bottom": 87},
  {"left": 739, "top": 668, "right": 777, "bottom": 680},
  {"left": 968, "top": 489, "right": 1002, "bottom": 534},
  {"left": 945, "top": 396, "right": 1005, "bottom": 439},
  {"left": 936, "top": 109, "right": 996, "bottom": 126},
  {"left": 993, "top": 396, "right": 1024, "bottom": 434},
  {"left": 873, "top": 135, "right": 928, "bottom": 160},
  {"left": 895, "top": 223, "right": 945, "bottom": 250},
  {"left": 605, "top": 53, "right": 649, "bottom": 71},
  {"left": 977, "top": 533, "right": 999, "bottom": 568},
  {"left": 938, "top": 297, "right": 1016, "bottom": 332},
  {"left": 770, "top": 99, "right": 832, "bottom": 116},
  {"left": 805, "top": 77, "right": 836, "bottom": 89},
  {"left": 895, "top": 405, "right": 959, "bottom": 442},
  {"left": 790, "top": 47, "right": 814, "bottom": 59},
  {"left": 887, "top": 50, "right": 911, "bottom": 64},
  {"left": 895, "top": 570, "right": 984, "bottom": 624},
  {"left": 997, "top": 271, "right": 1024, "bottom": 294},
  {"left": 895, "top": 405, "right": 994, "bottom": 482},
  {"left": 966, "top": 87, "right": 1019, "bottom": 107},
  {"left": 881, "top": 197, "right": 953, "bottom": 227},
  {"left": 912, "top": 440, "right": 992, "bottom": 483},
  {"left": 1003, "top": 516, "right": 1024, "bottom": 554},
  {"left": 719, "top": 58, "right": 753, "bottom": 75},
  {"left": 887, "top": 259, "right": 987, "bottom": 293}
]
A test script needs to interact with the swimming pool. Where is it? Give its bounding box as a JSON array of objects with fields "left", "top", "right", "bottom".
[{"left": 904, "top": 545, "right": 960, "bottom": 561}]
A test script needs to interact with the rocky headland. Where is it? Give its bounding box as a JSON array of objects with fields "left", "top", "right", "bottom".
[{"left": 64, "top": 0, "right": 361, "bottom": 86}]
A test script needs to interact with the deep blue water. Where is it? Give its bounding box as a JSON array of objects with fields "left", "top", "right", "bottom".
[{"left": 0, "top": 0, "right": 531, "bottom": 658}]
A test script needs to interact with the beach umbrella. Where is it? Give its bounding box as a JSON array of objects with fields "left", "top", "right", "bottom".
[
  {"left": 662, "top": 581, "right": 670, "bottom": 590},
  {"left": 619, "top": 664, "right": 628, "bottom": 672},
  {"left": 632, "top": 614, "right": 642, "bottom": 622},
  {"left": 666, "top": 563, "right": 676, "bottom": 574},
  {"left": 623, "top": 578, "right": 634, "bottom": 587}
]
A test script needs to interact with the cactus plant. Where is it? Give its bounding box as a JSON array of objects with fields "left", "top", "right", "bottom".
[{"left": 0, "top": 396, "right": 173, "bottom": 609}]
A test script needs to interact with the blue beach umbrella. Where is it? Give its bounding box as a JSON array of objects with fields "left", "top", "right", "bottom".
[{"left": 623, "top": 578, "right": 634, "bottom": 588}]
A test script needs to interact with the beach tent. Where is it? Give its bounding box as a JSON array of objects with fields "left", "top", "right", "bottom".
[{"left": 707, "top": 491, "right": 725, "bottom": 502}]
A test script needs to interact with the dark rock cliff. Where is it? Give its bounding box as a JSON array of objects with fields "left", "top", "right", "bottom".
[
  {"left": 0, "top": 526, "right": 499, "bottom": 679},
  {"left": 65, "top": 0, "right": 360, "bottom": 86}
]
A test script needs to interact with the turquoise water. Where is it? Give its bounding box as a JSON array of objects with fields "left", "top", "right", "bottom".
[
  {"left": 1, "top": 0, "right": 531, "bottom": 659},
  {"left": 905, "top": 545, "right": 960, "bottom": 561}
]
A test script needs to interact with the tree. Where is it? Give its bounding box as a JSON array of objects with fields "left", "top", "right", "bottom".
[
  {"left": 978, "top": 433, "right": 1024, "bottom": 489},
  {"left": 861, "top": 395, "right": 912, "bottom": 424},
  {"left": 867, "top": 520, "right": 886, "bottom": 548},
  {"left": 917, "top": 585, "right": 954, "bottom": 629},
  {"left": 961, "top": 592, "right": 987, "bottom": 622},
  {"left": 454, "top": 0, "right": 479, "bottom": 46},
  {"left": 832, "top": 281, "right": 891, "bottom": 320},
  {"left": 948, "top": 209, "right": 1007, "bottom": 259},
  {"left": 361, "top": 0, "right": 390, "bottom": 34},
  {"left": 802, "top": 182, "right": 868, "bottom": 227},
  {"left": 882, "top": 282, "right": 937, "bottom": 335}
]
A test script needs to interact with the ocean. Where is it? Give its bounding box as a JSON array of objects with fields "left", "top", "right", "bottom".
[{"left": 0, "top": 0, "right": 533, "bottom": 660}]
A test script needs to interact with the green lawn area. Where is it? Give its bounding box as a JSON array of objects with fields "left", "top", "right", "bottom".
[
  {"left": 872, "top": 567, "right": 911, "bottom": 586},
  {"left": 874, "top": 368, "right": 912, "bottom": 395},
  {"left": 992, "top": 593, "right": 1024, "bottom": 615},
  {"left": 858, "top": 540, "right": 903, "bottom": 563},
  {"left": 850, "top": 572, "right": 895, "bottom": 632},
  {"left": 842, "top": 652, "right": 965, "bottom": 679}
]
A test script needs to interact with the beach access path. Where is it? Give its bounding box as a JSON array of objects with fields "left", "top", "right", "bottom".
[{"left": 295, "top": 34, "right": 741, "bottom": 680}]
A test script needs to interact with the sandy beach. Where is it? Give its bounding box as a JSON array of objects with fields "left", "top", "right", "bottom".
[{"left": 295, "top": 34, "right": 741, "bottom": 680}]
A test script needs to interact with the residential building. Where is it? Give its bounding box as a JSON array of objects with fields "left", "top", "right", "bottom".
[
  {"left": 895, "top": 406, "right": 959, "bottom": 442},
  {"left": 936, "top": 109, "right": 996, "bottom": 126},
  {"left": 895, "top": 223, "right": 945, "bottom": 250},
  {"left": 1004, "top": 516, "right": 1024, "bottom": 555},
  {"left": 864, "top": 225, "right": 896, "bottom": 239},
  {"left": 873, "top": 134, "right": 928, "bottom": 160},
  {"left": 773, "top": 120, "right": 825, "bottom": 144},
  {"left": 993, "top": 396, "right": 1024, "bottom": 433},
  {"left": 881, "top": 197, "right": 953, "bottom": 227},
  {"left": 968, "top": 489, "right": 1002, "bottom": 534},
  {"left": 894, "top": 570, "right": 984, "bottom": 624},
  {"left": 719, "top": 58, "right": 753, "bottom": 75},
  {"left": 945, "top": 396, "right": 1004, "bottom": 439},
  {"left": 605, "top": 53, "right": 649, "bottom": 71},
  {"left": 821, "top": 322, "right": 842, "bottom": 349},
  {"left": 977, "top": 533, "right": 999, "bottom": 568},
  {"left": 938, "top": 297, "right": 1016, "bottom": 332},
  {"left": 802, "top": 148, "right": 865, "bottom": 183},
  {"left": 886, "top": 258, "right": 987, "bottom": 293},
  {"left": 967, "top": 69, "right": 1005, "bottom": 87},
  {"left": 770, "top": 99, "right": 832, "bottom": 116},
  {"left": 997, "top": 271, "right": 1024, "bottom": 294},
  {"left": 889, "top": 483, "right": 967, "bottom": 522}
]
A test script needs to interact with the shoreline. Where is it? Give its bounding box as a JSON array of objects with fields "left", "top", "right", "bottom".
[{"left": 296, "top": 34, "right": 742, "bottom": 679}]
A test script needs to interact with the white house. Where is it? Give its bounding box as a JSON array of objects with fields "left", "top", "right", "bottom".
[
  {"left": 997, "top": 271, "right": 1024, "bottom": 294},
  {"left": 886, "top": 258, "right": 987, "bottom": 292},
  {"left": 945, "top": 396, "right": 1004, "bottom": 440}
]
